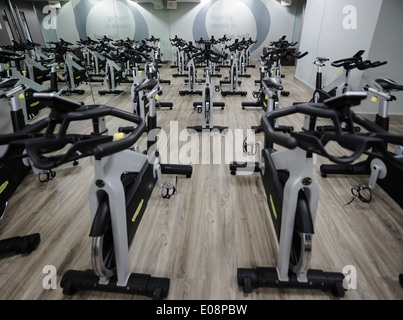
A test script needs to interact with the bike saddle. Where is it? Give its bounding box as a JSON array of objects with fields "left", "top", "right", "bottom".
[
  {"left": 323, "top": 91, "right": 367, "bottom": 110},
  {"left": 262, "top": 77, "right": 283, "bottom": 91},
  {"left": 317, "top": 57, "right": 329, "bottom": 63},
  {"left": 314, "top": 57, "right": 329, "bottom": 66},
  {"left": 0, "top": 78, "right": 20, "bottom": 90},
  {"left": 374, "top": 78, "right": 403, "bottom": 91},
  {"left": 33, "top": 92, "right": 83, "bottom": 112},
  {"left": 0, "top": 51, "right": 25, "bottom": 62},
  {"left": 133, "top": 79, "right": 159, "bottom": 93}
]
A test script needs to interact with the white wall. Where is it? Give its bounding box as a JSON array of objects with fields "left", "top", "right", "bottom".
[
  {"left": 34, "top": 0, "right": 303, "bottom": 62},
  {"left": 295, "top": 0, "right": 403, "bottom": 114},
  {"left": 168, "top": 0, "right": 301, "bottom": 60},
  {"left": 295, "top": 0, "right": 383, "bottom": 90},
  {"left": 358, "top": 0, "right": 403, "bottom": 114},
  {"left": 56, "top": 1, "right": 80, "bottom": 43}
]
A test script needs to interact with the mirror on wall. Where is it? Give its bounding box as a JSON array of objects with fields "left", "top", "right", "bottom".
[{"left": 0, "top": 0, "right": 309, "bottom": 125}]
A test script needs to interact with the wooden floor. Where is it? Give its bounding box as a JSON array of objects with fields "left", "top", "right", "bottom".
[{"left": 0, "top": 62, "right": 402, "bottom": 300}]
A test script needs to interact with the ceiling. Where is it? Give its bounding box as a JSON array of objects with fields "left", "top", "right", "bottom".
[
  {"left": 133, "top": 0, "right": 201, "bottom": 2},
  {"left": 133, "top": 0, "right": 201, "bottom": 8}
]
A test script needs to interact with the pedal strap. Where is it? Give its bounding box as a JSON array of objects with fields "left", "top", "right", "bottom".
[
  {"left": 39, "top": 170, "right": 56, "bottom": 183},
  {"left": 345, "top": 185, "right": 372, "bottom": 205},
  {"left": 160, "top": 176, "right": 179, "bottom": 199},
  {"left": 161, "top": 183, "right": 176, "bottom": 199}
]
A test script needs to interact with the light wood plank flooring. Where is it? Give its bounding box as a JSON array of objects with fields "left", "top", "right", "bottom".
[{"left": 0, "top": 62, "right": 402, "bottom": 300}]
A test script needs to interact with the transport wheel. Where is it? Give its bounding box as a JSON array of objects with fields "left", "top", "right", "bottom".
[
  {"left": 242, "top": 276, "right": 252, "bottom": 293},
  {"left": 61, "top": 277, "right": 77, "bottom": 295},
  {"left": 332, "top": 281, "right": 346, "bottom": 298},
  {"left": 153, "top": 287, "right": 162, "bottom": 300}
]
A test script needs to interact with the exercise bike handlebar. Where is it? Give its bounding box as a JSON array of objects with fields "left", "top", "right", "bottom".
[
  {"left": 183, "top": 41, "right": 201, "bottom": 57},
  {"left": 260, "top": 93, "right": 396, "bottom": 164},
  {"left": 225, "top": 39, "right": 254, "bottom": 52},
  {"left": 219, "top": 35, "right": 231, "bottom": 42},
  {"left": 283, "top": 50, "right": 308, "bottom": 61},
  {"left": 0, "top": 51, "right": 25, "bottom": 64},
  {"left": 124, "top": 46, "right": 152, "bottom": 62},
  {"left": 191, "top": 45, "right": 227, "bottom": 64},
  {"left": 261, "top": 48, "right": 284, "bottom": 60},
  {"left": 145, "top": 35, "right": 160, "bottom": 43},
  {"left": 0, "top": 94, "right": 146, "bottom": 170},
  {"left": 269, "top": 35, "right": 298, "bottom": 49},
  {"left": 357, "top": 60, "right": 387, "bottom": 70},
  {"left": 261, "top": 47, "right": 308, "bottom": 62},
  {"left": 331, "top": 50, "right": 387, "bottom": 70}
]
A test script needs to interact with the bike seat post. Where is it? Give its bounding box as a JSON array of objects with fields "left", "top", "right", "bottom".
[{"left": 5, "top": 84, "right": 27, "bottom": 132}]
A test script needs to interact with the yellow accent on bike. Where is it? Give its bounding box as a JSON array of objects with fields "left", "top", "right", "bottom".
[
  {"left": 132, "top": 199, "right": 144, "bottom": 222},
  {"left": 269, "top": 194, "right": 277, "bottom": 219},
  {"left": 0, "top": 181, "right": 9, "bottom": 194}
]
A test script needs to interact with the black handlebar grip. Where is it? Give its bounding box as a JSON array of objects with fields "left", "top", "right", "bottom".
[
  {"left": 79, "top": 108, "right": 146, "bottom": 159},
  {"left": 12, "top": 106, "right": 146, "bottom": 169},
  {"left": 261, "top": 107, "right": 298, "bottom": 149},
  {"left": 298, "top": 51, "right": 309, "bottom": 59}
]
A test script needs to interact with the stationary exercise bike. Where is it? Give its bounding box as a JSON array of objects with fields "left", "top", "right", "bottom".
[
  {"left": 1, "top": 50, "right": 61, "bottom": 122},
  {"left": 47, "top": 39, "right": 92, "bottom": 96},
  {"left": 179, "top": 41, "right": 203, "bottom": 96},
  {"left": 230, "top": 92, "right": 401, "bottom": 296},
  {"left": 0, "top": 77, "right": 58, "bottom": 257},
  {"left": 237, "top": 37, "right": 256, "bottom": 78},
  {"left": 311, "top": 50, "right": 387, "bottom": 104},
  {"left": 170, "top": 36, "right": 188, "bottom": 78},
  {"left": 320, "top": 78, "right": 403, "bottom": 208},
  {"left": 145, "top": 35, "right": 165, "bottom": 65},
  {"left": 249, "top": 35, "right": 296, "bottom": 87},
  {"left": 77, "top": 37, "right": 106, "bottom": 78},
  {"left": 98, "top": 50, "right": 132, "bottom": 96},
  {"left": 137, "top": 40, "right": 171, "bottom": 86},
  {"left": 241, "top": 37, "right": 256, "bottom": 69},
  {"left": 219, "top": 39, "right": 247, "bottom": 97},
  {"left": 217, "top": 35, "right": 231, "bottom": 68},
  {"left": 198, "top": 36, "right": 222, "bottom": 78},
  {"left": 0, "top": 89, "right": 192, "bottom": 299},
  {"left": 0, "top": 79, "right": 40, "bottom": 258},
  {"left": 242, "top": 47, "right": 307, "bottom": 112},
  {"left": 187, "top": 41, "right": 228, "bottom": 133},
  {"left": 5, "top": 40, "right": 53, "bottom": 86},
  {"left": 244, "top": 48, "right": 307, "bottom": 135},
  {"left": 126, "top": 47, "right": 173, "bottom": 121}
]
